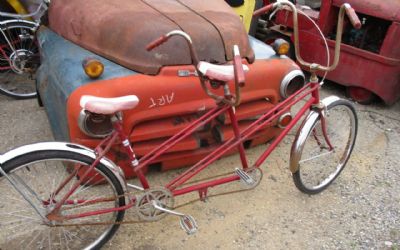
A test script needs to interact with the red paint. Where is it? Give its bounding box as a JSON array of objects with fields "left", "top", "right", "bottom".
[
  {"left": 262, "top": 0, "right": 400, "bottom": 104},
  {"left": 68, "top": 59, "right": 299, "bottom": 178}
]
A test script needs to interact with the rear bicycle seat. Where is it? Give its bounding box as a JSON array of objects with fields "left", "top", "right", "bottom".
[{"left": 80, "top": 95, "right": 139, "bottom": 114}]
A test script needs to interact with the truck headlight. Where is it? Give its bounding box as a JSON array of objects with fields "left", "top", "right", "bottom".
[
  {"left": 280, "top": 70, "right": 305, "bottom": 99},
  {"left": 78, "top": 110, "right": 113, "bottom": 138}
]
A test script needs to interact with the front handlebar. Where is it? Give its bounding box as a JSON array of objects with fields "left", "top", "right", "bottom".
[{"left": 254, "top": 1, "right": 361, "bottom": 73}]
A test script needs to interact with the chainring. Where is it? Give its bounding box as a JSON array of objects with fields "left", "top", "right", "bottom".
[{"left": 135, "top": 187, "right": 175, "bottom": 221}]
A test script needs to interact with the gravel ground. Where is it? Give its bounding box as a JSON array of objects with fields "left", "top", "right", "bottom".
[{"left": 0, "top": 83, "right": 399, "bottom": 249}]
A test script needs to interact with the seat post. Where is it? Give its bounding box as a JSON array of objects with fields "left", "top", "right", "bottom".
[
  {"left": 227, "top": 106, "right": 249, "bottom": 169},
  {"left": 110, "top": 112, "right": 150, "bottom": 188}
]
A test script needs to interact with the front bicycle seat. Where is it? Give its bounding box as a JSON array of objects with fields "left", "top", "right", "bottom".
[
  {"left": 198, "top": 61, "right": 249, "bottom": 82},
  {"left": 80, "top": 95, "right": 139, "bottom": 114}
]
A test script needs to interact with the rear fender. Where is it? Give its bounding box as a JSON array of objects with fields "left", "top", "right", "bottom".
[
  {"left": 0, "top": 142, "right": 128, "bottom": 200},
  {"left": 289, "top": 96, "right": 341, "bottom": 173}
]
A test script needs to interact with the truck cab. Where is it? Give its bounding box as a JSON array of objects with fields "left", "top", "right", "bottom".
[{"left": 258, "top": 0, "right": 400, "bottom": 104}]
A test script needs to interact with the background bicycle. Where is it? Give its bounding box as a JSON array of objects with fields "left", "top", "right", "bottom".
[{"left": 0, "top": 0, "right": 47, "bottom": 99}]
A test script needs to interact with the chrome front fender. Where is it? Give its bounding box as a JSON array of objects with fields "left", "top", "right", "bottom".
[
  {"left": 289, "top": 96, "right": 341, "bottom": 173},
  {"left": 0, "top": 142, "right": 128, "bottom": 195}
]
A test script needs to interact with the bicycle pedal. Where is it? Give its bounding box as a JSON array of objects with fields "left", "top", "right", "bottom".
[
  {"left": 235, "top": 168, "right": 255, "bottom": 187},
  {"left": 180, "top": 215, "right": 198, "bottom": 235},
  {"left": 151, "top": 201, "right": 198, "bottom": 234}
]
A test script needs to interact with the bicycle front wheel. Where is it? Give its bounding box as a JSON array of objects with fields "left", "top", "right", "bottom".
[
  {"left": 292, "top": 99, "right": 358, "bottom": 194},
  {"left": 0, "top": 150, "right": 126, "bottom": 249},
  {"left": 0, "top": 20, "right": 39, "bottom": 99}
]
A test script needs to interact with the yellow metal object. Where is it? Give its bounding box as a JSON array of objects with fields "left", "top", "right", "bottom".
[
  {"left": 6, "top": 0, "right": 28, "bottom": 14},
  {"left": 231, "top": 0, "right": 256, "bottom": 32},
  {"left": 277, "top": 42, "right": 290, "bottom": 55},
  {"left": 83, "top": 58, "right": 105, "bottom": 79},
  {"left": 273, "top": 39, "right": 290, "bottom": 55}
]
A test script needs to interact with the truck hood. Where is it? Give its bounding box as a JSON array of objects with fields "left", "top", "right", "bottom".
[{"left": 48, "top": 0, "right": 255, "bottom": 75}]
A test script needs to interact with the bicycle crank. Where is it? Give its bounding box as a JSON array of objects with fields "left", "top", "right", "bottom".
[{"left": 152, "top": 200, "right": 198, "bottom": 235}]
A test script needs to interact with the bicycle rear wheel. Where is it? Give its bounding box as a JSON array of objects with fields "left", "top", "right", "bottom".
[
  {"left": 0, "top": 20, "right": 39, "bottom": 99},
  {"left": 0, "top": 150, "right": 126, "bottom": 249},
  {"left": 292, "top": 99, "right": 358, "bottom": 194}
]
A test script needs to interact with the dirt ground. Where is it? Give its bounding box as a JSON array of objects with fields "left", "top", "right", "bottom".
[{"left": 0, "top": 83, "right": 399, "bottom": 249}]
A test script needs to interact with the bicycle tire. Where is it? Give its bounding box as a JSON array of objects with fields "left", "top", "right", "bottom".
[
  {"left": 0, "top": 149, "right": 126, "bottom": 249},
  {"left": 292, "top": 99, "right": 358, "bottom": 194},
  {"left": 0, "top": 20, "right": 39, "bottom": 99}
]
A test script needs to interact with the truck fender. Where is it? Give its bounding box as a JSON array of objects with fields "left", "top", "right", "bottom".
[
  {"left": 0, "top": 141, "right": 128, "bottom": 200},
  {"left": 289, "top": 96, "right": 341, "bottom": 173}
]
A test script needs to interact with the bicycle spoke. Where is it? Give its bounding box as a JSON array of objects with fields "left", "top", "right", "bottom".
[
  {"left": 23, "top": 229, "right": 42, "bottom": 249},
  {"left": 12, "top": 173, "right": 43, "bottom": 203},
  {"left": 299, "top": 149, "right": 333, "bottom": 163}
]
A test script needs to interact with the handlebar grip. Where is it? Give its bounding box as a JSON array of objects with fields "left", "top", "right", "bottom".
[
  {"left": 146, "top": 35, "right": 169, "bottom": 51},
  {"left": 253, "top": 4, "right": 275, "bottom": 17},
  {"left": 233, "top": 46, "right": 245, "bottom": 87},
  {"left": 345, "top": 5, "right": 361, "bottom": 29}
]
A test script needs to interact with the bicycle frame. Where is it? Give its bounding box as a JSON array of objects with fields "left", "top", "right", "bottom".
[{"left": 47, "top": 78, "right": 322, "bottom": 220}]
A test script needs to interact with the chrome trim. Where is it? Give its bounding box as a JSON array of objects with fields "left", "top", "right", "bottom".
[
  {"left": 280, "top": 69, "right": 305, "bottom": 99},
  {"left": 278, "top": 112, "right": 292, "bottom": 129},
  {"left": 78, "top": 109, "right": 114, "bottom": 138},
  {"left": 0, "top": 142, "right": 128, "bottom": 200},
  {"left": 289, "top": 96, "right": 341, "bottom": 173},
  {"left": 0, "top": 19, "right": 40, "bottom": 29}
]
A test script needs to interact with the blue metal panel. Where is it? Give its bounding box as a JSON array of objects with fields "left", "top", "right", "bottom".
[
  {"left": 249, "top": 36, "right": 277, "bottom": 60},
  {"left": 36, "top": 27, "right": 136, "bottom": 140}
]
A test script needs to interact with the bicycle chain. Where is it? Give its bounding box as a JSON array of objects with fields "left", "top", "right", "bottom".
[{"left": 48, "top": 170, "right": 260, "bottom": 227}]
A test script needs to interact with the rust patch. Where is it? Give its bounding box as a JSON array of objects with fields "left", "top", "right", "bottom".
[{"left": 49, "top": 0, "right": 254, "bottom": 75}]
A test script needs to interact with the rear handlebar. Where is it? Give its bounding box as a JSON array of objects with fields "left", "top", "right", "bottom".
[
  {"left": 253, "top": 1, "right": 361, "bottom": 73},
  {"left": 146, "top": 31, "right": 245, "bottom": 106}
]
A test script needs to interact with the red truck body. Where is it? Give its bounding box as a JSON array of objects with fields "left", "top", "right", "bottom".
[{"left": 260, "top": 0, "right": 400, "bottom": 104}]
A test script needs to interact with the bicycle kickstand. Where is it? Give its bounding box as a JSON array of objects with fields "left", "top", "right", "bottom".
[{"left": 151, "top": 200, "right": 198, "bottom": 235}]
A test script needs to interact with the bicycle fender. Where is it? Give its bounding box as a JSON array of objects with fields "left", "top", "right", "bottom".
[
  {"left": 0, "top": 141, "right": 128, "bottom": 196},
  {"left": 289, "top": 96, "right": 341, "bottom": 173},
  {"left": 0, "top": 19, "right": 39, "bottom": 29}
]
